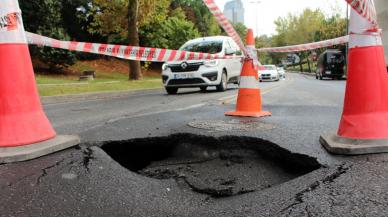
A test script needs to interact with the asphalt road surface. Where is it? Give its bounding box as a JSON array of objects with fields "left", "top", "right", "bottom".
[
  {"left": 2, "top": 73, "right": 388, "bottom": 217},
  {"left": 44, "top": 78, "right": 284, "bottom": 136}
]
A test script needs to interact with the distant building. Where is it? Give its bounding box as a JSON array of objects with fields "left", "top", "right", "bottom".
[{"left": 223, "top": 0, "right": 245, "bottom": 24}]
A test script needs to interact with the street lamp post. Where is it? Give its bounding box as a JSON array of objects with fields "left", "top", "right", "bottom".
[{"left": 249, "top": 0, "right": 261, "bottom": 37}]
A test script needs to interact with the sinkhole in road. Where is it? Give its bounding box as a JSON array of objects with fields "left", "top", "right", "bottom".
[{"left": 101, "top": 134, "right": 321, "bottom": 198}]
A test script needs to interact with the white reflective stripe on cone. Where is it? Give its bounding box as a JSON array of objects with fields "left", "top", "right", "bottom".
[
  {"left": 0, "top": 0, "right": 26, "bottom": 44},
  {"left": 239, "top": 76, "right": 259, "bottom": 89},
  {"left": 349, "top": 34, "right": 382, "bottom": 48},
  {"left": 349, "top": 7, "right": 382, "bottom": 48}
]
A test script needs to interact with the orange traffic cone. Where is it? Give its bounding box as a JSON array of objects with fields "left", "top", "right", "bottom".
[
  {"left": 0, "top": 0, "right": 79, "bottom": 163},
  {"left": 225, "top": 29, "right": 271, "bottom": 118},
  {"left": 320, "top": 6, "right": 388, "bottom": 155}
]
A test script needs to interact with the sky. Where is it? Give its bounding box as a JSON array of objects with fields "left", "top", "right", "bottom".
[{"left": 214, "top": 0, "right": 348, "bottom": 36}]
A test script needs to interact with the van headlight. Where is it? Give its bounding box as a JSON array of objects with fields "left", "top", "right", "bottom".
[
  {"left": 204, "top": 60, "right": 219, "bottom": 67},
  {"left": 162, "top": 63, "right": 169, "bottom": 71}
]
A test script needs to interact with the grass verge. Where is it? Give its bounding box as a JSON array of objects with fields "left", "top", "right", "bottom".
[{"left": 35, "top": 60, "right": 163, "bottom": 97}]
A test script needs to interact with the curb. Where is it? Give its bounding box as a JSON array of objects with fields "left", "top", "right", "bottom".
[
  {"left": 300, "top": 72, "right": 315, "bottom": 77},
  {"left": 289, "top": 71, "right": 348, "bottom": 79},
  {"left": 41, "top": 88, "right": 163, "bottom": 105}
]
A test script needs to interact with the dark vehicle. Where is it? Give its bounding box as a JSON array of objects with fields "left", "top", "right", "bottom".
[{"left": 316, "top": 50, "right": 345, "bottom": 80}]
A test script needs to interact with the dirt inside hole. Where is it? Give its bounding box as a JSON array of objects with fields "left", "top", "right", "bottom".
[{"left": 101, "top": 134, "right": 321, "bottom": 198}]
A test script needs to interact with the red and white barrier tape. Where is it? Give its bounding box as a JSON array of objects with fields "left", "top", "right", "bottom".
[
  {"left": 345, "top": 0, "right": 378, "bottom": 27},
  {"left": 257, "top": 36, "right": 349, "bottom": 53},
  {"left": 26, "top": 32, "right": 241, "bottom": 62},
  {"left": 202, "top": 0, "right": 249, "bottom": 58},
  {"left": 246, "top": 45, "right": 261, "bottom": 66}
]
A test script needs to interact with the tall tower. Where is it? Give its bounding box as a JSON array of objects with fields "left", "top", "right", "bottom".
[{"left": 223, "top": 0, "right": 245, "bottom": 24}]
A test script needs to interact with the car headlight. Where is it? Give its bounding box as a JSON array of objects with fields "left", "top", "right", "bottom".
[
  {"left": 162, "top": 63, "right": 169, "bottom": 71},
  {"left": 204, "top": 60, "right": 219, "bottom": 67}
]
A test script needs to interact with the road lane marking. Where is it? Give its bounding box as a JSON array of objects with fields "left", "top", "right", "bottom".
[{"left": 219, "top": 76, "right": 294, "bottom": 105}]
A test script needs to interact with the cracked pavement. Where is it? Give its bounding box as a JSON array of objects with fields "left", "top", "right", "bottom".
[{"left": 1, "top": 74, "right": 388, "bottom": 216}]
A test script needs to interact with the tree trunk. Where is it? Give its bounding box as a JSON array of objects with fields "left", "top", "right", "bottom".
[
  {"left": 299, "top": 62, "right": 303, "bottom": 72},
  {"left": 128, "top": 0, "right": 143, "bottom": 80},
  {"left": 307, "top": 53, "right": 312, "bottom": 73},
  {"left": 299, "top": 52, "right": 303, "bottom": 72}
]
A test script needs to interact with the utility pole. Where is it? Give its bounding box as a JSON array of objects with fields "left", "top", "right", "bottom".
[
  {"left": 232, "top": 7, "right": 236, "bottom": 24},
  {"left": 249, "top": 0, "right": 261, "bottom": 37}
]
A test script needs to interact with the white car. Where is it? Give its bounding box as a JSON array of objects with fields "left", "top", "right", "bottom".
[
  {"left": 162, "top": 36, "right": 243, "bottom": 94},
  {"left": 259, "top": 65, "right": 280, "bottom": 82}
]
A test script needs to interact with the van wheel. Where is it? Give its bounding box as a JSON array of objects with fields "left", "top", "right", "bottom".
[
  {"left": 216, "top": 71, "right": 227, "bottom": 92},
  {"left": 166, "top": 87, "right": 178, "bottom": 95},
  {"left": 315, "top": 74, "right": 318, "bottom": 79},
  {"left": 200, "top": 86, "right": 207, "bottom": 92}
]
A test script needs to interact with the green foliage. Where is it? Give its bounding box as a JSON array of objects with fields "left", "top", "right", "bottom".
[
  {"left": 232, "top": 23, "right": 248, "bottom": 42},
  {"left": 20, "top": 0, "right": 76, "bottom": 70},
  {"left": 143, "top": 15, "right": 201, "bottom": 49},
  {"left": 19, "top": 0, "right": 61, "bottom": 33},
  {"left": 171, "top": 0, "right": 222, "bottom": 36},
  {"left": 263, "top": 8, "right": 348, "bottom": 64},
  {"left": 319, "top": 14, "right": 347, "bottom": 40},
  {"left": 256, "top": 35, "right": 280, "bottom": 64},
  {"left": 89, "top": 0, "right": 170, "bottom": 44},
  {"left": 273, "top": 9, "right": 325, "bottom": 46},
  {"left": 62, "top": 0, "right": 100, "bottom": 42},
  {"left": 36, "top": 29, "right": 77, "bottom": 70}
]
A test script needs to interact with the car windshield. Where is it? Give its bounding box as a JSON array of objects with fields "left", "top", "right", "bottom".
[
  {"left": 264, "top": 66, "right": 276, "bottom": 70},
  {"left": 180, "top": 41, "right": 223, "bottom": 54}
]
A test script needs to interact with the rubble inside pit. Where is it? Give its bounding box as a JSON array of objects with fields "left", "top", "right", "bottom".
[{"left": 101, "top": 134, "right": 321, "bottom": 198}]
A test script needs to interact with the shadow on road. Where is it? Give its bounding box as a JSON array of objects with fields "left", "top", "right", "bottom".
[{"left": 164, "top": 86, "right": 239, "bottom": 96}]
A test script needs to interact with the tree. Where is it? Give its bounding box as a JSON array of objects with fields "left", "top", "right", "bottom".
[
  {"left": 62, "top": 0, "right": 100, "bottom": 42},
  {"left": 269, "top": 8, "right": 347, "bottom": 68},
  {"left": 142, "top": 9, "right": 200, "bottom": 50},
  {"left": 273, "top": 9, "right": 325, "bottom": 46},
  {"left": 128, "top": 0, "right": 142, "bottom": 80},
  {"left": 90, "top": 0, "right": 170, "bottom": 80},
  {"left": 255, "top": 35, "right": 280, "bottom": 64},
  {"left": 19, "top": 0, "right": 76, "bottom": 70},
  {"left": 232, "top": 23, "right": 248, "bottom": 42},
  {"left": 319, "top": 15, "right": 347, "bottom": 40},
  {"left": 171, "top": 0, "right": 221, "bottom": 36}
]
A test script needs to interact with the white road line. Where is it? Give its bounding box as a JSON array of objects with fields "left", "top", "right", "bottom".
[{"left": 219, "top": 76, "right": 294, "bottom": 105}]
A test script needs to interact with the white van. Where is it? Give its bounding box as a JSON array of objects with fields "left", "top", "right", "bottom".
[{"left": 161, "top": 36, "right": 243, "bottom": 94}]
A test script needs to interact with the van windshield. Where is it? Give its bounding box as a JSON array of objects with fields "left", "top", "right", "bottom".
[{"left": 180, "top": 41, "right": 223, "bottom": 54}]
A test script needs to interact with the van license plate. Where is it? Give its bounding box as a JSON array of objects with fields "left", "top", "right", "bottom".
[
  {"left": 326, "top": 71, "right": 331, "bottom": 75},
  {"left": 174, "top": 73, "right": 194, "bottom": 79}
]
